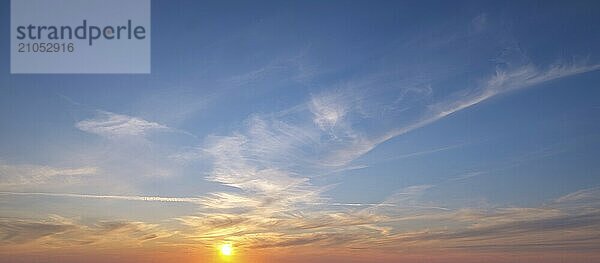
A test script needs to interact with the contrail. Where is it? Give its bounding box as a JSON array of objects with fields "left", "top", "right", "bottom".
[
  {"left": 0, "top": 191, "right": 450, "bottom": 210},
  {"left": 0, "top": 191, "right": 204, "bottom": 204},
  {"left": 0, "top": 191, "right": 391, "bottom": 207}
]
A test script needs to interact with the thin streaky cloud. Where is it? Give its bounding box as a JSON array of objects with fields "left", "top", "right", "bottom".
[
  {"left": 0, "top": 191, "right": 401, "bottom": 208},
  {"left": 76, "top": 111, "right": 169, "bottom": 138},
  {"left": 376, "top": 62, "right": 600, "bottom": 149},
  {"left": 0, "top": 163, "right": 97, "bottom": 187},
  {"left": 373, "top": 143, "right": 470, "bottom": 164},
  {"left": 0, "top": 191, "right": 204, "bottom": 204}
]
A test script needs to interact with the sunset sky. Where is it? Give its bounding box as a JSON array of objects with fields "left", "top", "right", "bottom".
[{"left": 2, "top": 0, "right": 600, "bottom": 262}]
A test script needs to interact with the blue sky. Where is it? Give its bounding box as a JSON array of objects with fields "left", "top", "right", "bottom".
[{"left": 1, "top": 1, "right": 600, "bottom": 262}]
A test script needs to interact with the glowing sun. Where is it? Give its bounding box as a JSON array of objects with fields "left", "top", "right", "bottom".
[{"left": 220, "top": 244, "right": 233, "bottom": 256}]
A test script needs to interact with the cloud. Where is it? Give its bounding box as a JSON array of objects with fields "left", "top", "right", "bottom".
[
  {"left": 0, "top": 218, "right": 75, "bottom": 244},
  {"left": 0, "top": 191, "right": 205, "bottom": 204},
  {"left": 248, "top": 233, "right": 333, "bottom": 249},
  {"left": 359, "top": 188, "right": 600, "bottom": 252},
  {"left": 0, "top": 163, "right": 97, "bottom": 187},
  {"left": 7, "top": 186, "right": 598, "bottom": 253},
  {"left": 374, "top": 143, "right": 469, "bottom": 164},
  {"left": 223, "top": 47, "right": 317, "bottom": 87},
  {"left": 0, "top": 216, "right": 169, "bottom": 248},
  {"left": 555, "top": 187, "right": 600, "bottom": 204},
  {"left": 309, "top": 89, "right": 352, "bottom": 131},
  {"left": 378, "top": 61, "right": 600, "bottom": 145},
  {"left": 53, "top": 60, "right": 600, "bottom": 253},
  {"left": 152, "top": 56, "right": 600, "bottom": 251},
  {"left": 76, "top": 111, "right": 168, "bottom": 138},
  {"left": 184, "top": 185, "right": 600, "bottom": 252},
  {"left": 387, "top": 210, "right": 600, "bottom": 252},
  {"left": 283, "top": 61, "right": 600, "bottom": 170},
  {"left": 433, "top": 62, "right": 600, "bottom": 116},
  {"left": 71, "top": 109, "right": 197, "bottom": 180},
  {"left": 202, "top": 126, "right": 323, "bottom": 211},
  {"left": 368, "top": 185, "right": 451, "bottom": 212},
  {"left": 450, "top": 171, "right": 485, "bottom": 181},
  {"left": 3, "top": 5, "right": 600, "bottom": 260}
]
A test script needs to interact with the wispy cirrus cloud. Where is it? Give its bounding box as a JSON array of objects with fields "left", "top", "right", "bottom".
[
  {"left": 373, "top": 193, "right": 600, "bottom": 252},
  {"left": 309, "top": 89, "right": 353, "bottom": 132},
  {"left": 374, "top": 61, "right": 600, "bottom": 145},
  {"left": 202, "top": 124, "right": 324, "bottom": 211},
  {"left": 288, "top": 61, "right": 600, "bottom": 171},
  {"left": 76, "top": 111, "right": 168, "bottom": 138},
  {"left": 554, "top": 187, "right": 600, "bottom": 207},
  {"left": 0, "top": 216, "right": 170, "bottom": 249},
  {"left": 0, "top": 163, "right": 97, "bottom": 187}
]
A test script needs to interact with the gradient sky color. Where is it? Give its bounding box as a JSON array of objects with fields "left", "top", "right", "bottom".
[{"left": 1, "top": 1, "right": 600, "bottom": 262}]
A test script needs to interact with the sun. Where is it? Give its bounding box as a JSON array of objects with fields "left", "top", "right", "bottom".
[{"left": 219, "top": 244, "right": 233, "bottom": 256}]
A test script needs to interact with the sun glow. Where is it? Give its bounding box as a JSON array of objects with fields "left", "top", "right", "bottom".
[{"left": 220, "top": 244, "right": 233, "bottom": 256}]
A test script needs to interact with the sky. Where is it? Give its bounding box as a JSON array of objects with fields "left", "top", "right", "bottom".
[{"left": 1, "top": 0, "right": 600, "bottom": 262}]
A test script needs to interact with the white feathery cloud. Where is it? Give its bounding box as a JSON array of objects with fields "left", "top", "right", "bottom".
[
  {"left": 378, "top": 62, "right": 600, "bottom": 145},
  {"left": 0, "top": 163, "right": 97, "bottom": 186},
  {"left": 0, "top": 216, "right": 171, "bottom": 247},
  {"left": 297, "top": 61, "right": 600, "bottom": 173},
  {"left": 76, "top": 111, "right": 168, "bottom": 137},
  {"left": 203, "top": 129, "right": 322, "bottom": 209},
  {"left": 309, "top": 90, "right": 350, "bottom": 131}
]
